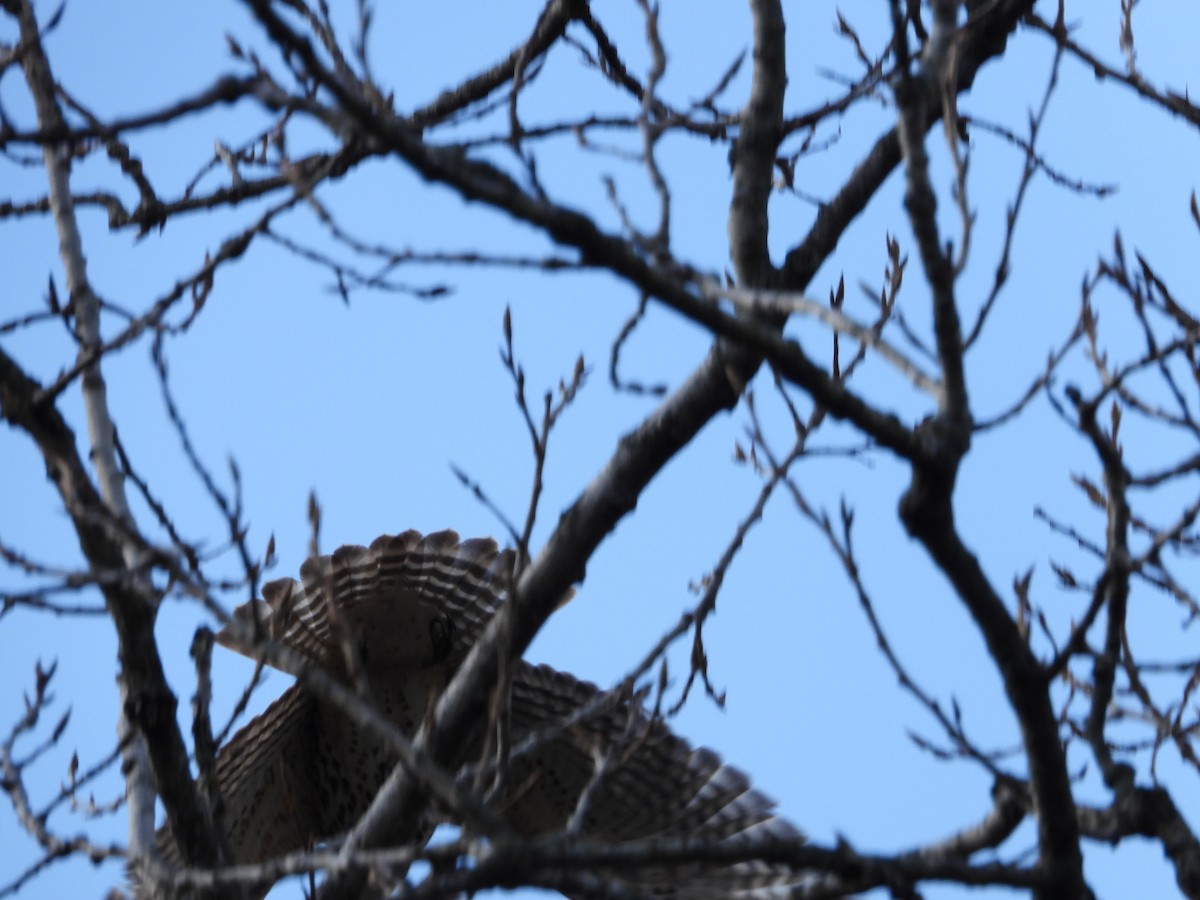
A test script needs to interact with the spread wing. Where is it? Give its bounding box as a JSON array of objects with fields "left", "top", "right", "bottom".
[
  {"left": 503, "top": 662, "right": 806, "bottom": 897},
  {"left": 208, "top": 684, "right": 320, "bottom": 864},
  {"left": 157, "top": 683, "right": 319, "bottom": 874}
]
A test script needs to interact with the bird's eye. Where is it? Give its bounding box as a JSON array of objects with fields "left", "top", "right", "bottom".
[{"left": 429, "top": 614, "right": 453, "bottom": 662}]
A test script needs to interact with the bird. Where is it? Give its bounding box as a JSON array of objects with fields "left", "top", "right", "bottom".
[{"left": 155, "top": 529, "right": 808, "bottom": 897}]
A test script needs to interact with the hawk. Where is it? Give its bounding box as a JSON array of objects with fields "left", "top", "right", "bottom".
[{"left": 157, "top": 529, "right": 808, "bottom": 897}]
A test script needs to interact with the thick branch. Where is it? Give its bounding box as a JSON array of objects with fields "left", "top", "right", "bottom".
[
  {"left": 884, "top": 2, "right": 1087, "bottom": 896},
  {"left": 726, "top": 0, "right": 785, "bottom": 286},
  {"left": 0, "top": 350, "right": 226, "bottom": 880},
  {"left": 1, "top": 0, "right": 217, "bottom": 882}
]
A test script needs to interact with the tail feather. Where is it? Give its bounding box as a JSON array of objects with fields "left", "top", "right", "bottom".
[{"left": 217, "top": 530, "right": 511, "bottom": 672}]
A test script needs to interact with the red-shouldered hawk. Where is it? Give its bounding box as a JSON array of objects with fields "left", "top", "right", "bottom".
[{"left": 160, "top": 530, "right": 808, "bottom": 897}]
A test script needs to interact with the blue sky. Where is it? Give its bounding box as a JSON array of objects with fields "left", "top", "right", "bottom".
[{"left": 2, "top": 2, "right": 1198, "bottom": 898}]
